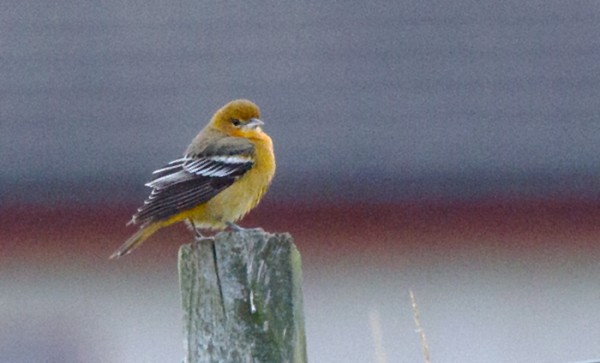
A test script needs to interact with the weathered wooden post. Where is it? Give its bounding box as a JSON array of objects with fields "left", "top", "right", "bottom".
[{"left": 178, "top": 229, "right": 306, "bottom": 363}]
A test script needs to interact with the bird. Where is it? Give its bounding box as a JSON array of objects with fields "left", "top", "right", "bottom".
[{"left": 110, "top": 99, "right": 275, "bottom": 259}]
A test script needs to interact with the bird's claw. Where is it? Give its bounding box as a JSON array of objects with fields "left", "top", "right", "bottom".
[{"left": 226, "top": 222, "right": 263, "bottom": 233}]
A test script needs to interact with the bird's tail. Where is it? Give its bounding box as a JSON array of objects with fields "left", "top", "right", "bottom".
[{"left": 110, "top": 222, "right": 162, "bottom": 259}]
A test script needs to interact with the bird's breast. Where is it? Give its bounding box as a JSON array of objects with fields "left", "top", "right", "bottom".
[{"left": 195, "top": 136, "right": 275, "bottom": 228}]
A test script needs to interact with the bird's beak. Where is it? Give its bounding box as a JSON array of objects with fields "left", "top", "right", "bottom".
[{"left": 245, "top": 118, "right": 264, "bottom": 130}]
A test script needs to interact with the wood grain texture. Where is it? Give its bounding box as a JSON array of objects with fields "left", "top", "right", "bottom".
[{"left": 179, "top": 230, "right": 306, "bottom": 363}]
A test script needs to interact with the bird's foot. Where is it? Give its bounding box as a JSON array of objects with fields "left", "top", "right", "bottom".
[
  {"left": 226, "top": 222, "right": 264, "bottom": 233},
  {"left": 189, "top": 219, "right": 214, "bottom": 241}
]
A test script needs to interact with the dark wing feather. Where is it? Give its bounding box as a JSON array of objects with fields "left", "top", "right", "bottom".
[{"left": 132, "top": 138, "right": 254, "bottom": 224}]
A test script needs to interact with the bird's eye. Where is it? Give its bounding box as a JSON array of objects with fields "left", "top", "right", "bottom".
[{"left": 231, "top": 119, "right": 241, "bottom": 126}]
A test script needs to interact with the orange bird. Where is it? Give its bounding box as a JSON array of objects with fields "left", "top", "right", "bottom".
[{"left": 111, "top": 99, "right": 276, "bottom": 258}]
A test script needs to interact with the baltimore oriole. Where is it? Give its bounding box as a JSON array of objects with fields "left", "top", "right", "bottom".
[{"left": 110, "top": 99, "right": 275, "bottom": 258}]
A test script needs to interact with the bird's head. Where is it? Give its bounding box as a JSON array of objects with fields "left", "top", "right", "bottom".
[{"left": 210, "top": 99, "right": 265, "bottom": 138}]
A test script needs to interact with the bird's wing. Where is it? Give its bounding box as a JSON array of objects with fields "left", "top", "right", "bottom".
[{"left": 132, "top": 137, "right": 255, "bottom": 224}]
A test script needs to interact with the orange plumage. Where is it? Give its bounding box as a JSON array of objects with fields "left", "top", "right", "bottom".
[{"left": 110, "top": 99, "right": 275, "bottom": 259}]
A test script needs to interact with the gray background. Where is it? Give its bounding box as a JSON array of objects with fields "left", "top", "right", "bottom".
[
  {"left": 2, "top": 2, "right": 600, "bottom": 363},
  {"left": 3, "top": 0, "right": 599, "bottom": 204}
]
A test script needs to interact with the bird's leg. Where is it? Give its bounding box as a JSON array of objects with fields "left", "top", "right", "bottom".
[
  {"left": 226, "top": 221, "right": 245, "bottom": 231},
  {"left": 188, "top": 219, "right": 207, "bottom": 241}
]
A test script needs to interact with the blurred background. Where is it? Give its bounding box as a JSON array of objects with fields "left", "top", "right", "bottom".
[{"left": 2, "top": 1, "right": 600, "bottom": 362}]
